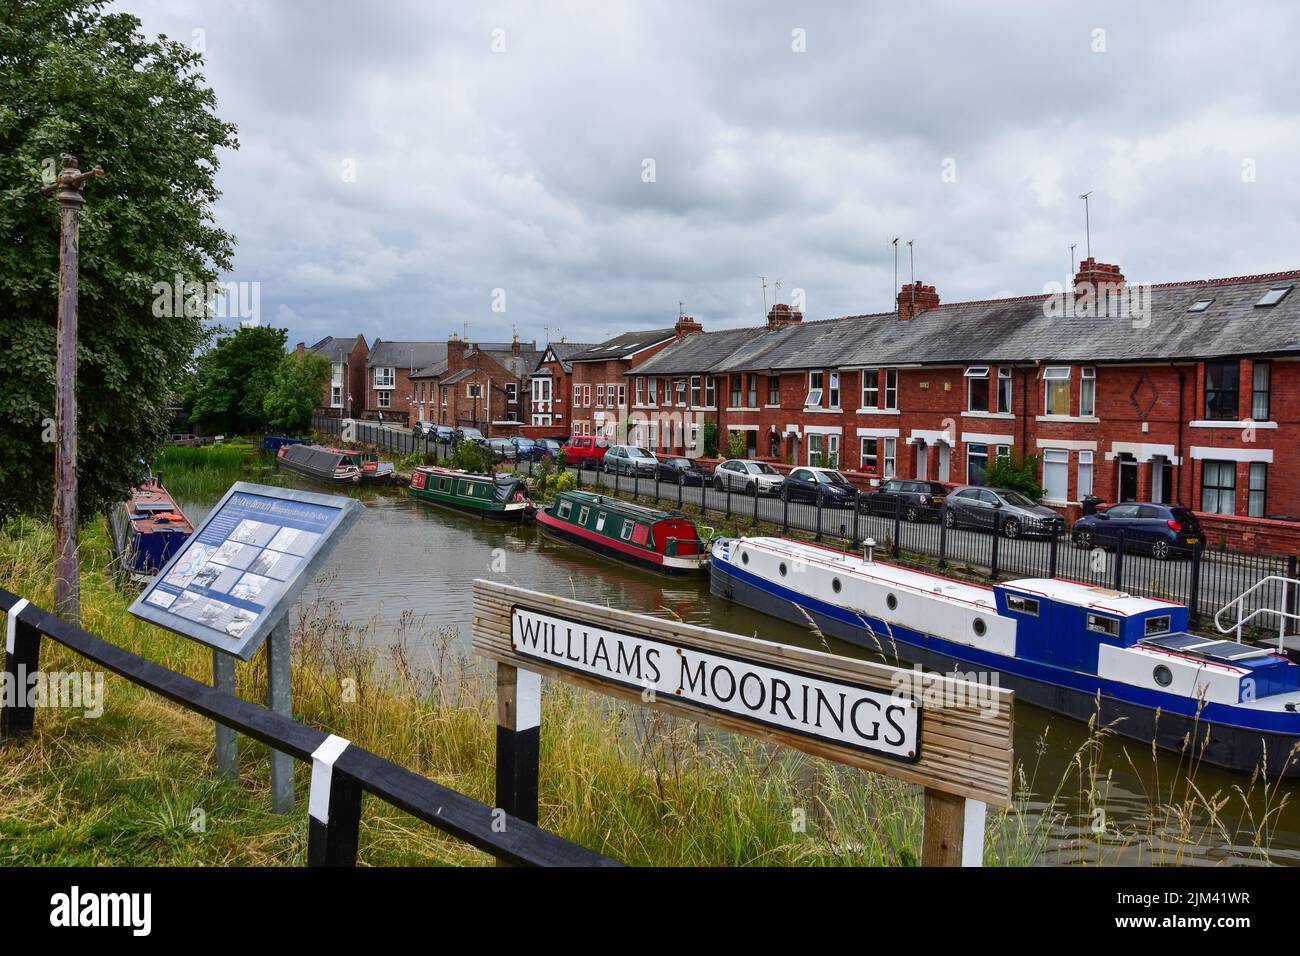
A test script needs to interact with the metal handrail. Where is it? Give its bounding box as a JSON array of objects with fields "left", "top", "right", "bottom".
[{"left": 1213, "top": 574, "right": 1300, "bottom": 653}]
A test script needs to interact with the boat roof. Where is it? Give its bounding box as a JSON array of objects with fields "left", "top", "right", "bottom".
[
  {"left": 1002, "top": 578, "right": 1180, "bottom": 617},
  {"left": 558, "top": 489, "right": 688, "bottom": 522},
  {"left": 125, "top": 486, "right": 193, "bottom": 533},
  {"left": 416, "top": 464, "right": 509, "bottom": 482},
  {"left": 741, "top": 537, "right": 999, "bottom": 612}
]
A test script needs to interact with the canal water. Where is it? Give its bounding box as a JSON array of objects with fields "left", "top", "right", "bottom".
[{"left": 182, "top": 470, "right": 1300, "bottom": 866}]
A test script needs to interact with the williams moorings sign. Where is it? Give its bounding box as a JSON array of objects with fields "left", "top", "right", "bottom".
[{"left": 510, "top": 606, "right": 920, "bottom": 761}]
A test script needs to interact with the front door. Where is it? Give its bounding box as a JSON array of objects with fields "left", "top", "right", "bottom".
[
  {"left": 916, "top": 441, "right": 929, "bottom": 481},
  {"left": 938, "top": 442, "right": 951, "bottom": 483},
  {"left": 1118, "top": 454, "right": 1138, "bottom": 502}
]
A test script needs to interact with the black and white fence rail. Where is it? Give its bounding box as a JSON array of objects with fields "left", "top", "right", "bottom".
[{"left": 0, "top": 588, "right": 619, "bottom": 868}]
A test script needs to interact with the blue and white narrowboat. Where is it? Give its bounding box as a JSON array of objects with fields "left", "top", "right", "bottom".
[
  {"left": 110, "top": 482, "right": 195, "bottom": 580},
  {"left": 710, "top": 535, "right": 1300, "bottom": 777}
]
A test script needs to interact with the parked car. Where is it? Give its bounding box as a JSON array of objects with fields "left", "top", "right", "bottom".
[
  {"left": 713, "top": 459, "right": 785, "bottom": 496},
  {"left": 942, "top": 486, "right": 1064, "bottom": 538},
  {"left": 654, "top": 456, "right": 707, "bottom": 486},
  {"left": 1071, "top": 502, "right": 1203, "bottom": 560},
  {"left": 414, "top": 420, "right": 437, "bottom": 438},
  {"left": 603, "top": 444, "right": 659, "bottom": 476},
  {"left": 780, "top": 467, "right": 857, "bottom": 506},
  {"left": 485, "top": 437, "right": 517, "bottom": 462},
  {"left": 861, "top": 479, "right": 949, "bottom": 522},
  {"left": 566, "top": 435, "right": 609, "bottom": 469},
  {"left": 432, "top": 424, "right": 457, "bottom": 444},
  {"left": 536, "top": 438, "right": 565, "bottom": 459},
  {"left": 456, "top": 426, "right": 485, "bottom": 444},
  {"left": 511, "top": 437, "right": 547, "bottom": 462}
]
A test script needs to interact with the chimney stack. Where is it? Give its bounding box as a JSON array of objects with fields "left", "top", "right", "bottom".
[
  {"left": 448, "top": 332, "right": 467, "bottom": 371},
  {"left": 896, "top": 281, "right": 940, "bottom": 320},
  {"left": 1073, "top": 257, "right": 1125, "bottom": 291},
  {"left": 512, "top": 331, "right": 521, "bottom": 355},
  {"left": 675, "top": 315, "right": 704, "bottom": 337},
  {"left": 766, "top": 303, "right": 803, "bottom": 331},
  {"left": 295, "top": 341, "right": 305, "bottom": 355}
]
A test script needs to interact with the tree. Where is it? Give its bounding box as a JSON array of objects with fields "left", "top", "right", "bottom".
[
  {"left": 263, "top": 349, "right": 330, "bottom": 433},
  {"left": 725, "top": 430, "right": 747, "bottom": 461},
  {"left": 188, "top": 326, "right": 286, "bottom": 434},
  {"left": 0, "top": 0, "right": 238, "bottom": 521}
]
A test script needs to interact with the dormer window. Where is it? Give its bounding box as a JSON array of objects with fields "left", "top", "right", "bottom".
[{"left": 1257, "top": 287, "right": 1292, "bottom": 307}]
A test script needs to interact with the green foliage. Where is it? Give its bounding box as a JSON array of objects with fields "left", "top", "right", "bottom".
[
  {"left": 449, "top": 439, "right": 494, "bottom": 474},
  {"left": 263, "top": 350, "right": 330, "bottom": 433},
  {"left": 188, "top": 326, "right": 287, "bottom": 434},
  {"left": 0, "top": 0, "right": 238, "bottom": 522},
  {"left": 702, "top": 421, "right": 719, "bottom": 458},
  {"left": 556, "top": 447, "right": 567, "bottom": 469},
  {"left": 984, "top": 452, "right": 1044, "bottom": 500},
  {"left": 725, "top": 430, "right": 747, "bottom": 461}
]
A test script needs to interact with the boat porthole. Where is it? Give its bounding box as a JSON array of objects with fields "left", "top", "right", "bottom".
[
  {"left": 779, "top": 562, "right": 788, "bottom": 577},
  {"left": 741, "top": 550, "right": 749, "bottom": 565},
  {"left": 832, "top": 578, "right": 842, "bottom": 594},
  {"left": 1153, "top": 665, "right": 1173, "bottom": 687},
  {"left": 973, "top": 617, "right": 987, "bottom": 637},
  {"left": 885, "top": 594, "right": 898, "bottom": 611}
]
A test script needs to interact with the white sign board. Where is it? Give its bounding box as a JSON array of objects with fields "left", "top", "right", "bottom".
[{"left": 510, "top": 606, "right": 920, "bottom": 761}]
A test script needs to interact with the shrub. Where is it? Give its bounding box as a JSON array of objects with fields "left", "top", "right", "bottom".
[
  {"left": 984, "top": 452, "right": 1044, "bottom": 500},
  {"left": 702, "top": 421, "right": 719, "bottom": 458},
  {"left": 450, "top": 440, "right": 494, "bottom": 473},
  {"left": 725, "top": 431, "right": 747, "bottom": 461}
]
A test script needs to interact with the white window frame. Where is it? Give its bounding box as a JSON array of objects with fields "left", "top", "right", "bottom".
[
  {"left": 883, "top": 437, "right": 896, "bottom": 479},
  {"left": 1078, "top": 450, "right": 1094, "bottom": 499},
  {"left": 997, "top": 367, "right": 1012, "bottom": 414},
  {"left": 705, "top": 375, "right": 716, "bottom": 408},
  {"left": 965, "top": 366, "right": 990, "bottom": 412},
  {"left": 690, "top": 375, "right": 701, "bottom": 407},
  {"left": 828, "top": 371, "right": 840, "bottom": 409},
  {"left": 1042, "top": 448, "right": 1069, "bottom": 501},
  {"left": 374, "top": 367, "right": 395, "bottom": 389},
  {"left": 861, "top": 368, "right": 879, "bottom": 408},
  {"left": 1080, "top": 366, "right": 1096, "bottom": 417},
  {"left": 884, "top": 368, "right": 898, "bottom": 410},
  {"left": 1044, "top": 366, "right": 1071, "bottom": 416},
  {"left": 806, "top": 370, "right": 824, "bottom": 408},
  {"left": 377, "top": 390, "right": 391, "bottom": 408},
  {"left": 635, "top": 377, "right": 645, "bottom": 405}
]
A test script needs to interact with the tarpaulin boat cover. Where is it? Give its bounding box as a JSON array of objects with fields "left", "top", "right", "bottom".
[{"left": 492, "top": 475, "right": 525, "bottom": 503}]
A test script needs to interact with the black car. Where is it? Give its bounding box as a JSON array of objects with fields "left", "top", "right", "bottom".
[
  {"left": 654, "top": 456, "right": 706, "bottom": 486},
  {"left": 861, "top": 478, "right": 948, "bottom": 522},
  {"left": 780, "top": 467, "right": 857, "bottom": 507},
  {"left": 1071, "top": 502, "right": 1203, "bottom": 560}
]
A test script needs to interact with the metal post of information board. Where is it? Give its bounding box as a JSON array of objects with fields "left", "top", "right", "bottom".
[
  {"left": 213, "top": 650, "right": 238, "bottom": 782},
  {"left": 268, "top": 617, "right": 294, "bottom": 812}
]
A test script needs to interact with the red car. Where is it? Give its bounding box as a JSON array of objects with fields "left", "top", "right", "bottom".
[{"left": 566, "top": 435, "right": 609, "bottom": 469}]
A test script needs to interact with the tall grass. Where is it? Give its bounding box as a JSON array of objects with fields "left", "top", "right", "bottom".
[{"left": 154, "top": 443, "right": 274, "bottom": 500}]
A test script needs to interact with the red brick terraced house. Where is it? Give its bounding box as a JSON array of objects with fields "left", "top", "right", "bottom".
[
  {"left": 627, "top": 263, "right": 1300, "bottom": 553},
  {"left": 303, "top": 334, "right": 368, "bottom": 419},
  {"left": 363, "top": 339, "right": 449, "bottom": 426},
  {"left": 568, "top": 318, "right": 703, "bottom": 441},
  {"left": 522, "top": 341, "right": 596, "bottom": 439},
  {"left": 409, "top": 335, "right": 540, "bottom": 437}
]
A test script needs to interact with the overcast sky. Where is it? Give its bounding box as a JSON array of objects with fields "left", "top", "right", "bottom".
[{"left": 120, "top": 0, "right": 1300, "bottom": 349}]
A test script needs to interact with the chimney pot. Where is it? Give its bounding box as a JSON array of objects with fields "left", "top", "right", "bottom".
[
  {"left": 766, "top": 304, "right": 803, "bottom": 331},
  {"left": 896, "top": 280, "right": 940, "bottom": 320}
]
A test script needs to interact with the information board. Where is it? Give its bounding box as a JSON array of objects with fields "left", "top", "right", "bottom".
[{"left": 129, "top": 482, "right": 362, "bottom": 659}]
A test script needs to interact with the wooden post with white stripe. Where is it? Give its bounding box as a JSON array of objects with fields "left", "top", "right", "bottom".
[
  {"left": 307, "top": 734, "right": 362, "bottom": 867},
  {"left": 495, "top": 662, "right": 540, "bottom": 825},
  {"left": 1, "top": 599, "right": 37, "bottom": 738},
  {"left": 921, "top": 789, "right": 987, "bottom": 867}
]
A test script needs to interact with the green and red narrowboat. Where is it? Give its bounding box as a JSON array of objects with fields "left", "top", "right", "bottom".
[
  {"left": 408, "top": 465, "right": 534, "bottom": 521},
  {"left": 326, "top": 446, "right": 395, "bottom": 482},
  {"left": 536, "top": 490, "right": 707, "bottom": 575}
]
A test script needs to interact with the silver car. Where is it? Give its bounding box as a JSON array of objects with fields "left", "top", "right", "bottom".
[
  {"left": 713, "top": 459, "right": 785, "bottom": 496},
  {"left": 603, "top": 444, "right": 658, "bottom": 476},
  {"left": 942, "top": 485, "right": 1064, "bottom": 538}
]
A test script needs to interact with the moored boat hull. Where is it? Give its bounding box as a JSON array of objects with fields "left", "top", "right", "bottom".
[
  {"left": 409, "top": 487, "right": 532, "bottom": 522},
  {"left": 711, "top": 555, "right": 1300, "bottom": 778},
  {"left": 536, "top": 509, "right": 704, "bottom": 575},
  {"left": 276, "top": 456, "right": 361, "bottom": 485}
]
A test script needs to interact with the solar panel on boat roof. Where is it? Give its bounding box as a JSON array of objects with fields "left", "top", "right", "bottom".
[{"left": 1142, "top": 633, "right": 1210, "bottom": 651}]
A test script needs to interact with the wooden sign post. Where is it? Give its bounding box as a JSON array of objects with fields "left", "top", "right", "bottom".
[{"left": 472, "top": 579, "right": 1014, "bottom": 866}]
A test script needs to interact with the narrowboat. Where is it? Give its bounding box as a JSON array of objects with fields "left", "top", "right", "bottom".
[
  {"left": 110, "top": 481, "right": 194, "bottom": 579},
  {"left": 275, "top": 443, "right": 365, "bottom": 484},
  {"left": 326, "top": 446, "right": 395, "bottom": 482},
  {"left": 536, "top": 490, "right": 707, "bottom": 575},
  {"left": 407, "top": 465, "right": 533, "bottom": 521},
  {"left": 710, "top": 535, "right": 1300, "bottom": 777}
]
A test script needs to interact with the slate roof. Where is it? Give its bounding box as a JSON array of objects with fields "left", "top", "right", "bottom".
[
  {"left": 441, "top": 368, "right": 475, "bottom": 386},
  {"left": 308, "top": 335, "right": 362, "bottom": 361},
  {"left": 483, "top": 348, "right": 543, "bottom": 379},
  {"left": 533, "top": 341, "right": 598, "bottom": 374},
  {"left": 569, "top": 328, "right": 677, "bottom": 362},
  {"left": 410, "top": 358, "right": 448, "bottom": 380},
  {"left": 629, "top": 270, "right": 1300, "bottom": 374},
  {"left": 367, "top": 340, "right": 448, "bottom": 369}
]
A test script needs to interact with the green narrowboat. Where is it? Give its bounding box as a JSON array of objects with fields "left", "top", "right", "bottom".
[
  {"left": 408, "top": 465, "right": 534, "bottom": 521},
  {"left": 536, "top": 490, "right": 707, "bottom": 575}
]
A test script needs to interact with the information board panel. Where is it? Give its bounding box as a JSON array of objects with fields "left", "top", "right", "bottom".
[{"left": 129, "top": 482, "right": 362, "bottom": 659}]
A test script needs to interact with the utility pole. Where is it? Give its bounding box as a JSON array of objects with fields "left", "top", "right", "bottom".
[{"left": 42, "top": 154, "right": 103, "bottom": 624}]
